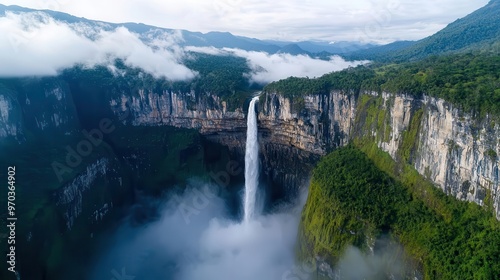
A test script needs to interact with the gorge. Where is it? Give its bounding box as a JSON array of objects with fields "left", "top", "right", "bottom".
[
  {"left": 1, "top": 71, "right": 499, "bottom": 278},
  {"left": 100, "top": 83, "right": 500, "bottom": 220},
  {"left": 1, "top": 1, "right": 500, "bottom": 279}
]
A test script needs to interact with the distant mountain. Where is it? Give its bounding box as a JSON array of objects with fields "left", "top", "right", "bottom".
[
  {"left": 6, "top": 2, "right": 497, "bottom": 63},
  {"left": 386, "top": 0, "right": 500, "bottom": 61},
  {"left": 345, "top": 41, "right": 416, "bottom": 61},
  {"left": 264, "top": 40, "right": 377, "bottom": 54},
  {"left": 277, "top": 44, "right": 310, "bottom": 55},
  {"left": 298, "top": 41, "right": 378, "bottom": 54},
  {"left": 181, "top": 31, "right": 281, "bottom": 53},
  {"left": 0, "top": 4, "right": 279, "bottom": 53},
  {"left": 2, "top": 4, "right": 372, "bottom": 57}
]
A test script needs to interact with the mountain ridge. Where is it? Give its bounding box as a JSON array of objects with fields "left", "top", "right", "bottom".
[
  {"left": 1, "top": 3, "right": 498, "bottom": 62},
  {"left": 0, "top": 4, "right": 375, "bottom": 56},
  {"left": 385, "top": 0, "right": 500, "bottom": 61}
]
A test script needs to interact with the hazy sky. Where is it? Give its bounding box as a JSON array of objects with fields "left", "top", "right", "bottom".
[{"left": 0, "top": 0, "right": 489, "bottom": 43}]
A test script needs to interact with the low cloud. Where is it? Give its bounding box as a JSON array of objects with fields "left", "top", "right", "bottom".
[
  {"left": 0, "top": 0, "right": 488, "bottom": 42},
  {"left": 332, "top": 241, "right": 413, "bottom": 279},
  {"left": 89, "top": 181, "right": 416, "bottom": 280},
  {"left": 233, "top": 50, "right": 367, "bottom": 84},
  {"left": 0, "top": 11, "right": 196, "bottom": 79},
  {"left": 186, "top": 46, "right": 367, "bottom": 84},
  {"left": 89, "top": 183, "right": 307, "bottom": 280},
  {"left": 1, "top": 11, "right": 365, "bottom": 84}
]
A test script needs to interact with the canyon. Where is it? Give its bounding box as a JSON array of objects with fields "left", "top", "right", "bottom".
[
  {"left": 1, "top": 77, "right": 499, "bottom": 221},
  {"left": 0, "top": 76, "right": 499, "bottom": 278},
  {"left": 99, "top": 85, "right": 500, "bottom": 220}
]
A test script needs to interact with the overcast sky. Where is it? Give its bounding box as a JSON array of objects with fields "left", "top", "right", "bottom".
[{"left": 0, "top": 0, "right": 489, "bottom": 43}]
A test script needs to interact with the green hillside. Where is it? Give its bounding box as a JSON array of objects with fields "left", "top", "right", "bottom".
[
  {"left": 299, "top": 146, "right": 500, "bottom": 279},
  {"left": 388, "top": 0, "right": 500, "bottom": 61},
  {"left": 264, "top": 53, "right": 500, "bottom": 116}
]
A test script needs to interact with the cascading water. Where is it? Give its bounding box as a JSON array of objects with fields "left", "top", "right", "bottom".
[{"left": 243, "top": 96, "right": 260, "bottom": 223}]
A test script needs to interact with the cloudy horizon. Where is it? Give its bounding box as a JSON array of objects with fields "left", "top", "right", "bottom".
[
  {"left": 0, "top": 11, "right": 367, "bottom": 81},
  {"left": 0, "top": 0, "right": 490, "bottom": 44}
]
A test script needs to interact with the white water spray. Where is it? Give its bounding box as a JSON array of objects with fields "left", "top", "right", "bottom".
[{"left": 244, "top": 96, "right": 260, "bottom": 223}]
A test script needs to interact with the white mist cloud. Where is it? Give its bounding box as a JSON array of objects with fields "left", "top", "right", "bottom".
[
  {"left": 0, "top": 0, "right": 489, "bottom": 42},
  {"left": 1, "top": 11, "right": 364, "bottom": 83},
  {"left": 186, "top": 46, "right": 367, "bottom": 84},
  {"left": 90, "top": 183, "right": 308, "bottom": 280},
  {"left": 333, "top": 242, "right": 411, "bottom": 279},
  {"left": 232, "top": 50, "right": 367, "bottom": 84},
  {"left": 88, "top": 180, "right": 415, "bottom": 280},
  {"left": 0, "top": 12, "right": 196, "bottom": 79}
]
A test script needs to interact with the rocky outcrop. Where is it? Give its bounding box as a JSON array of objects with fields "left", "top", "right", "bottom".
[
  {"left": 55, "top": 158, "right": 110, "bottom": 230},
  {"left": 258, "top": 91, "right": 356, "bottom": 154}
]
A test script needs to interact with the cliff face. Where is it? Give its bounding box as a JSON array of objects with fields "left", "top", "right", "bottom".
[
  {"left": 0, "top": 78, "right": 80, "bottom": 142},
  {"left": 367, "top": 92, "right": 499, "bottom": 220},
  {"left": 416, "top": 96, "right": 499, "bottom": 213},
  {"left": 258, "top": 91, "right": 356, "bottom": 154},
  {"left": 111, "top": 89, "right": 246, "bottom": 134},
  {"left": 105, "top": 87, "right": 500, "bottom": 219},
  {"left": 1, "top": 78, "right": 499, "bottom": 279},
  {"left": 0, "top": 80, "right": 235, "bottom": 279},
  {"left": 0, "top": 93, "right": 19, "bottom": 138},
  {"left": 1, "top": 80, "right": 498, "bottom": 218},
  {"left": 107, "top": 90, "right": 318, "bottom": 194},
  {"left": 257, "top": 91, "right": 500, "bottom": 220}
]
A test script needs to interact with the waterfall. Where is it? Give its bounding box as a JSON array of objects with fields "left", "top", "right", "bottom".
[{"left": 244, "top": 96, "right": 259, "bottom": 223}]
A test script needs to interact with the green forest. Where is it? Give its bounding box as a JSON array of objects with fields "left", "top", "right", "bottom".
[
  {"left": 58, "top": 49, "right": 500, "bottom": 118},
  {"left": 59, "top": 52, "right": 256, "bottom": 110},
  {"left": 300, "top": 146, "right": 500, "bottom": 279},
  {"left": 61, "top": 53, "right": 252, "bottom": 94},
  {"left": 265, "top": 53, "right": 500, "bottom": 116}
]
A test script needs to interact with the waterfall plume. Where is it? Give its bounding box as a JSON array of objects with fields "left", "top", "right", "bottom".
[{"left": 243, "top": 96, "right": 259, "bottom": 223}]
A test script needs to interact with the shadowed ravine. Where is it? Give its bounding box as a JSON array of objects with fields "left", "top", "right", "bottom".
[{"left": 87, "top": 97, "right": 307, "bottom": 280}]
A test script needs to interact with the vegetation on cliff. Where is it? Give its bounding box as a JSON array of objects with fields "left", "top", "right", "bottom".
[
  {"left": 64, "top": 53, "right": 250, "bottom": 89},
  {"left": 61, "top": 52, "right": 256, "bottom": 110},
  {"left": 299, "top": 146, "right": 500, "bottom": 279},
  {"left": 265, "top": 53, "right": 500, "bottom": 116}
]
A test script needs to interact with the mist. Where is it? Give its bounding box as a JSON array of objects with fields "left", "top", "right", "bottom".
[
  {"left": 228, "top": 49, "right": 367, "bottom": 84},
  {"left": 331, "top": 240, "right": 415, "bottom": 279},
  {"left": 186, "top": 46, "right": 368, "bottom": 84},
  {"left": 89, "top": 181, "right": 308, "bottom": 280},
  {"left": 0, "top": 11, "right": 195, "bottom": 79},
  {"left": 1, "top": 10, "right": 366, "bottom": 84}
]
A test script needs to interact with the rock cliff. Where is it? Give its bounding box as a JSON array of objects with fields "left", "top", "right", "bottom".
[
  {"left": 258, "top": 90, "right": 500, "bottom": 219},
  {"left": 102, "top": 86, "right": 499, "bottom": 219},
  {"left": 1, "top": 79, "right": 498, "bottom": 218},
  {"left": 1, "top": 77, "right": 499, "bottom": 279}
]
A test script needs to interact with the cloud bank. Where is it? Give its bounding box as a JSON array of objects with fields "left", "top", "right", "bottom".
[
  {"left": 186, "top": 46, "right": 367, "bottom": 84},
  {"left": 89, "top": 183, "right": 306, "bottom": 280},
  {"left": 89, "top": 181, "right": 415, "bottom": 280},
  {"left": 0, "top": 11, "right": 365, "bottom": 83},
  {"left": 234, "top": 50, "right": 366, "bottom": 84},
  {"left": 0, "top": 12, "right": 195, "bottom": 79},
  {"left": 0, "top": 0, "right": 489, "bottom": 42}
]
